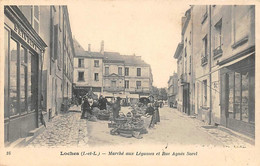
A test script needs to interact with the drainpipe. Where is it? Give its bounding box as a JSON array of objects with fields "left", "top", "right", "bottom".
[{"left": 209, "top": 5, "right": 212, "bottom": 125}]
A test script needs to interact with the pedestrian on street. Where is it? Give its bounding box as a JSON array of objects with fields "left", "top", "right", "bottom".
[
  {"left": 98, "top": 95, "right": 108, "bottom": 110},
  {"left": 154, "top": 100, "right": 160, "bottom": 124},
  {"left": 81, "top": 96, "right": 92, "bottom": 119},
  {"left": 147, "top": 95, "right": 156, "bottom": 128},
  {"left": 112, "top": 97, "right": 121, "bottom": 120}
]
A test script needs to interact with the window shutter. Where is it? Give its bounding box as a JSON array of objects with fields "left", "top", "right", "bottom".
[{"left": 54, "top": 25, "right": 59, "bottom": 60}]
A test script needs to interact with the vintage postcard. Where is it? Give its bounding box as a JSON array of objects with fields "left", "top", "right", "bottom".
[{"left": 0, "top": 0, "right": 259, "bottom": 165}]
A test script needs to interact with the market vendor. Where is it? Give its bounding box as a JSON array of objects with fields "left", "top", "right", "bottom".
[
  {"left": 81, "top": 96, "right": 92, "bottom": 119},
  {"left": 147, "top": 95, "right": 160, "bottom": 128},
  {"left": 112, "top": 97, "right": 121, "bottom": 120},
  {"left": 98, "top": 95, "right": 108, "bottom": 110}
]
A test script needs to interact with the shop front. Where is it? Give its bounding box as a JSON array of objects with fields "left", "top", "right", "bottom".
[
  {"left": 4, "top": 6, "right": 47, "bottom": 144},
  {"left": 220, "top": 53, "right": 255, "bottom": 138}
]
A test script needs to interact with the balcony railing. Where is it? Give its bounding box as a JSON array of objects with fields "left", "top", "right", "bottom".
[
  {"left": 201, "top": 54, "right": 208, "bottom": 66},
  {"left": 213, "top": 46, "right": 223, "bottom": 59}
]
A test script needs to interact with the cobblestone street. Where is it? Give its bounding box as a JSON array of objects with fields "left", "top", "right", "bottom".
[
  {"left": 27, "top": 106, "right": 254, "bottom": 148},
  {"left": 27, "top": 106, "right": 88, "bottom": 148}
]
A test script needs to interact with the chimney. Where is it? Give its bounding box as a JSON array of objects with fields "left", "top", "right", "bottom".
[
  {"left": 100, "top": 40, "right": 104, "bottom": 55},
  {"left": 88, "top": 44, "right": 91, "bottom": 52}
]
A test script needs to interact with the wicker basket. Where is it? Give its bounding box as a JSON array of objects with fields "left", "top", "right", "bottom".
[
  {"left": 114, "top": 118, "right": 127, "bottom": 124},
  {"left": 117, "top": 128, "right": 133, "bottom": 135},
  {"left": 119, "top": 133, "right": 132, "bottom": 138}
]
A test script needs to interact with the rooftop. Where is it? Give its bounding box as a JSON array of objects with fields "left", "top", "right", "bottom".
[{"left": 73, "top": 39, "right": 150, "bottom": 66}]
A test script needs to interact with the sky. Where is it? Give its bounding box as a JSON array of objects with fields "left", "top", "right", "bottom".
[{"left": 68, "top": 0, "right": 190, "bottom": 88}]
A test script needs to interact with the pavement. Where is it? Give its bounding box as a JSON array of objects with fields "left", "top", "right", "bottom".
[
  {"left": 26, "top": 105, "right": 254, "bottom": 148},
  {"left": 27, "top": 106, "right": 88, "bottom": 148}
]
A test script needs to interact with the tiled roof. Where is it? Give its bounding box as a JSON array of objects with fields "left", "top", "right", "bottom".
[
  {"left": 73, "top": 38, "right": 150, "bottom": 66},
  {"left": 121, "top": 55, "right": 150, "bottom": 66},
  {"left": 73, "top": 38, "right": 88, "bottom": 57}
]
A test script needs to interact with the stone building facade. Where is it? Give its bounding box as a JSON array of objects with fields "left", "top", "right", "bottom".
[
  {"left": 73, "top": 40, "right": 153, "bottom": 103},
  {"left": 174, "top": 5, "right": 255, "bottom": 137},
  {"left": 4, "top": 5, "right": 75, "bottom": 145}
]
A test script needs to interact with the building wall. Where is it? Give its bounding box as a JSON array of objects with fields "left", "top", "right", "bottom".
[
  {"left": 4, "top": 6, "right": 47, "bottom": 143},
  {"left": 177, "top": 53, "right": 183, "bottom": 112},
  {"left": 191, "top": 5, "right": 255, "bottom": 132},
  {"left": 62, "top": 7, "right": 75, "bottom": 103},
  {"left": 89, "top": 58, "right": 103, "bottom": 88},
  {"left": 125, "top": 65, "right": 151, "bottom": 95},
  {"left": 74, "top": 57, "right": 103, "bottom": 89},
  {"left": 192, "top": 5, "right": 211, "bottom": 122}
]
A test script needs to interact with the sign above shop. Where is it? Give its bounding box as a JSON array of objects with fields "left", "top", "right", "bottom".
[{"left": 14, "top": 23, "right": 38, "bottom": 52}]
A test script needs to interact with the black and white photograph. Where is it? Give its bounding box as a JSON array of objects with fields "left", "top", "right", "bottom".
[{"left": 0, "top": 0, "right": 259, "bottom": 166}]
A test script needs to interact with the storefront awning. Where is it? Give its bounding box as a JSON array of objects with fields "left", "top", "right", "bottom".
[{"left": 221, "top": 52, "right": 254, "bottom": 68}]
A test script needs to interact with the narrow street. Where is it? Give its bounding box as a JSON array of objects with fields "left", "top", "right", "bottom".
[{"left": 27, "top": 106, "right": 253, "bottom": 148}]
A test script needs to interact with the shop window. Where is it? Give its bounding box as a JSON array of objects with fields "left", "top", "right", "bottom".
[
  {"left": 224, "top": 69, "right": 253, "bottom": 123},
  {"left": 234, "top": 72, "right": 241, "bottom": 120},
  {"left": 78, "top": 72, "right": 84, "bottom": 81},
  {"left": 227, "top": 72, "right": 234, "bottom": 116},
  {"left": 241, "top": 72, "right": 249, "bottom": 122},
  {"left": 20, "top": 46, "right": 27, "bottom": 113},
  {"left": 29, "top": 52, "right": 38, "bottom": 112},
  {"left": 118, "top": 67, "right": 122, "bottom": 76},
  {"left": 9, "top": 38, "right": 18, "bottom": 116},
  {"left": 4, "top": 28, "right": 9, "bottom": 118},
  {"left": 125, "top": 67, "right": 129, "bottom": 76}
]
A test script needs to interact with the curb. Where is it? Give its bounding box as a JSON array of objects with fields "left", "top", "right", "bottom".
[
  {"left": 171, "top": 108, "right": 255, "bottom": 146},
  {"left": 217, "top": 126, "right": 255, "bottom": 145}
]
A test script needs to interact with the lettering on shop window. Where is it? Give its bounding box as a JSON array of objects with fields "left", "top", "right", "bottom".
[{"left": 14, "top": 24, "right": 38, "bottom": 51}]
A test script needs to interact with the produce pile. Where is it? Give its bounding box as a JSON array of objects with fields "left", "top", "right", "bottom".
[
  {"left": 108, "top": 105, "right": 149, "bottom": 139},
  {"left": 97, "top": 109, "right": 112, "bottom": 120}
]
